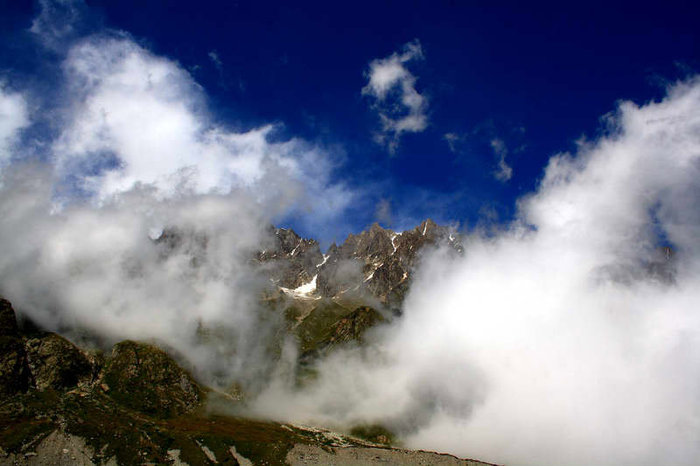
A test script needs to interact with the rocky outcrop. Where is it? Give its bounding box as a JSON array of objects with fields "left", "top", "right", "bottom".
[
  {"left": 286, "top": 443, "right": 497, "bottom": 466},
  {"left": 316, "top": 220, "right": 462, "bottom": 306},
  {"left": 258, "top": 219, "right": 461, "bottom": 306},
  {"left": 297, "top": 305, "right": 385, "bottom": 364},
  {"left": 258, "top": 226, "right": 325, "bottom": 289},
  {"left": 0, "top": 297, "right": 496, "bottom": 466},
  {"left": 102, "top": 340, "right": 203, "bottom": 418},
  {"left": 0, "top": 298, "right": 30, "bottom": 398},
  {"left": 0, "top": 298, "right": 20, "bottom": 337},
  {"left": 1, "top": 430, "right": 114, "bottom": 466},
  {"left": 326, "top": 306, "right": 384, "bottom": 347},
  {"left": 24, "top": 333, "right": 94, "bottom": 391},
  {"left": 1, "top": 297, "right": 97, "bottom": 396}
]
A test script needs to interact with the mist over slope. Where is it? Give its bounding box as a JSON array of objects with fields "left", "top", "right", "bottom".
[
  {"left": 0, "top": 27, "right": 357, "bottom": 389},
  {"left": 1, "top": 2, "right": 700, "bottom": 465}
]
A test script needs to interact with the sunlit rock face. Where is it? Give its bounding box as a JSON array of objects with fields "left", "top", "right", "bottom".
[{"left": 256, "top": 219, "right": 462, "bottom": 308}]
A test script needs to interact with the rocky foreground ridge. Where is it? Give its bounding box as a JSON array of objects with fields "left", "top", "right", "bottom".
[{"left": 0, "top": 296, "right": 496, "bottom": 466}]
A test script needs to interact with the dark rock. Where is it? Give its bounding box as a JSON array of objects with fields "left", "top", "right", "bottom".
[
  {"left": 298, "top": 306, "right": 384, "bottom": 364},
  {"left": 256, "top": 220, "right": 461, "bottom": 306},
  {"left": 103, "top": 340, "right": 203, "bottom": 418},
  {"left": 326, "top": 306, "right": 384, "bottom": 346},
  {"left": 257, "top": 227, "right": 324, "bottom": 289},
  {"left": 24, "top": 333, "right": 94, "bottom": 391},
  {"left": 0, "top": 336, "right": 30, "bottom": 398},
  {"left": 0, "top": 298, "right": 30, "bottom": 397},
  {"left": 316, "top": 220, "right": 462, "bottom": 304},
  {"left": 0, "top": 297, "right": 20, "bottom": 337},
  {"left": 339, "top": 223, "right": 395, "bottom": 262},
  {"left": 349, "top": 424, "right": 396, "bottom": 446},
  {"left": 316, "top": 256, "right": 364, "bottom": 297}
]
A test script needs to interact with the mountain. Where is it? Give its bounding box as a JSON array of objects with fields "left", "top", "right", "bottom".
[
  {"left": 1, "top": 218, "right": 676, "bottom": 464},
  {"left": 254, "top": 220, "right": 462, "bottom": 367},
  {"left": 258, "top": 219, "right": 462, "bottom": 308},
  {"left": 0, "top": 296, "right": 496, "bottom": 466},
  {"left": 158, "top": 219, "right": 463, "bottom": 372}
]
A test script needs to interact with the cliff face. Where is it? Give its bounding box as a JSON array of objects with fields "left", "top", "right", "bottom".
[
  {"left": 0, "top": 296, "right": 496, "bottom": 466},
  {"left": 258, "top": 219, "right": 462, "bottom": 308},
  {"left": 251, "top": 220, "right": 464, "bottom": 368}
]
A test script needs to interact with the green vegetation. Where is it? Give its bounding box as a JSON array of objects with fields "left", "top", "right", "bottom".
[
  {"left": 0, "top": 386, "right": 376, "bottom": 465},
  {"left": 295, "top": 301, "right": 355, "bottom": 353}
]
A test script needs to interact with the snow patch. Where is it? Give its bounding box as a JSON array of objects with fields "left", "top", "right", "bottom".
[
  {"left": 295, "top": 274, "right": 317, "bottom": 294},
  {"left": 197, "top": 442, "right": 217, "bottom": 463},
  {"left": 391, "top": 233, "right": 400, "bottom": 254},
  {"left": 229, "top": 446, "right": 252, "bottom": 466},
  {"left": 280, "top": 275, "right": 319, "bottom": 299},
  {"left": 316, "top": 254, "right": 329, "bottom": 267}
]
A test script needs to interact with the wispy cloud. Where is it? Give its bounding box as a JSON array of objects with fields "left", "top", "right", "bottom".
[
  {"left": 0, "top": 83, "right": 29, "bottom": 171},
  {"left": 208, "top": 50, "right": 223, "bottom": 71},
  {"left": 442, "top": 132, "right": 463, "bottom": 154},
  {"left": 444, "top": 124, "right": 521, "bottom": 183},
  {"left": 490, "top": 138, "right": 512, "bottom": 182},
  {"left": 362, "top": 40, "right": 428, "bottom": 153},
  {"left": 30, "top": 0, "right": 84, "bottom": 48}
]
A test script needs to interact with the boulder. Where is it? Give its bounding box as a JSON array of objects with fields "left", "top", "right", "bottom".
[
  {"left": 103, "top": 340, "right": 203, "bottom": 418},
  {"left": 24, "top": 333, "right": 94, "bottom": 391}
]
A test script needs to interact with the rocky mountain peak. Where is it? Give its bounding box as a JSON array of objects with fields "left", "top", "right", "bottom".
[
  {"left": 267, "top": 219, "right": 464, "bottom": 307},
  {"left": 257, "top": 226, "right": 324, "bottom": 289}
]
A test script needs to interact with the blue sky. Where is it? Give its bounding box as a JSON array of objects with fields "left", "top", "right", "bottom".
[{"left": 1, "top": 0, "right": 698, "bottom": 243}]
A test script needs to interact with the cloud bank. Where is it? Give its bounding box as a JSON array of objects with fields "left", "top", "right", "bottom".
[
  {"left": 253, "top": 78, "right": 700, "bottom": 466},
  {"left": 362, "top": 40, "right": 428, "bottom": 153},
  {"left": 0, "top": 12, "right": 354, "bottom": 387}
]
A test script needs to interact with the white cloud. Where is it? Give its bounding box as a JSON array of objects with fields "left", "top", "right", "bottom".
[
  {"left": 30, "top": 0, "right": 84, "bottom": 48},
  {"left": 490, "top": 138, "right": 512, "bottom": 181},
  {"left": 50, "top": 35, "right": 353, "bottom": 220},
  {"left": 0, "top": 28, "right": 356, "bottom": 388},
  {"left": 362, "top": 40, "right": 428, "bottom": 153},
  {"left": 208, "top": 50, "right": 223, "bottom": 71},
  {"left": 252, "top": 78, "right": 700, "bottom": 466},
  {"left": 0, "top": 84, "right": 29, "bottom": 170},
  {"left": 442, "top": 132, "right": 461, "bottom": 153}
]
